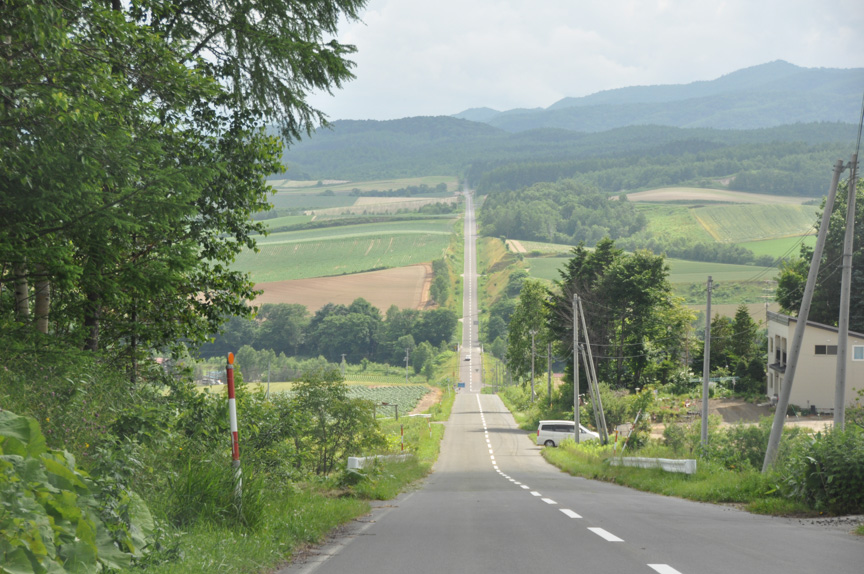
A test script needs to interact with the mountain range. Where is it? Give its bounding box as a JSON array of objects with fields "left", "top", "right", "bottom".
[{"left": 452, "top": 60, "right": 863, "bottom": 132}]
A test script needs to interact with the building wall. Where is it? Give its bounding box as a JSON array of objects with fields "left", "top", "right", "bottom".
[{"left": 767, "top": 314, "right": 864, "bottom": 412}]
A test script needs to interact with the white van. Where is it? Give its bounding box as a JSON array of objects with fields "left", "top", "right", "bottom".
[{"left": 536, "top": 420, "right": 599, "bottom": 447}]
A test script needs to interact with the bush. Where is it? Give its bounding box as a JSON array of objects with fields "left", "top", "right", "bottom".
[
  {"left": 778, "top": 426, "right": 864, "bottom": 514},
  {"left": 0, "top": 410, "right": 154, "bottom": 573}
]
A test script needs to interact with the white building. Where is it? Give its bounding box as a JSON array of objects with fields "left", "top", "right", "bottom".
[{"left": 767, "top": 311, "right": 864, "bottom": 414}]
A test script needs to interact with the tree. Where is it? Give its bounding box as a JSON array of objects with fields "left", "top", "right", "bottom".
[
  {"left": 506, "top": 280, "right": 549, "bottom": 381},
  {"left": 1, "top": 0, "right": 367, "bottom": 379},
  {"left": 776, "top": 178, "right": 864, "bottom": 332},
  {"left": 412, "top": 309, "right": 457, "bottom": 348}
]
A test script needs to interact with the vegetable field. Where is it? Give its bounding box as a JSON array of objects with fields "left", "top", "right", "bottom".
[{"left": 345, "top": 385, "right": 432, "bottom": 413}]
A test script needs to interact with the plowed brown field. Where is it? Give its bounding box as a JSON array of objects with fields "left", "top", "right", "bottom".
[{"left": 253, "top": 264, "right": 432, "bottom": 311}]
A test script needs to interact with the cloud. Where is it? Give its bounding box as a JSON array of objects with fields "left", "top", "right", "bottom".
[{"left": 307, "top": 0, "right": 864, "bottom": 121}]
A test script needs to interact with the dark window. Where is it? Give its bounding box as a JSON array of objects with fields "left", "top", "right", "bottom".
[{"left": 815, "top": 345, "right": 838, "bottom": 355}]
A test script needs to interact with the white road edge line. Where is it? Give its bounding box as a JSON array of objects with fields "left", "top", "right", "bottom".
[{"left": 588, "top": 527, "right": 623, "bottom": 542}]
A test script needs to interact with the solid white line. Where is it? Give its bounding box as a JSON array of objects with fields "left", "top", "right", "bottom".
[
  {"left": 648, "top": 565, "right": 683, "bottom": 574},
  {"left": 560, "top": 509, "right": 582, "bottom": 519},
  {"left": 588, "top": 527, "right": 623, "bottom": 542},
  {"left": 530, "top": 491, "right": 541, "bottom": 497},
  {"left": 541, "top": 498, "right": 557, "bottom": 505}
]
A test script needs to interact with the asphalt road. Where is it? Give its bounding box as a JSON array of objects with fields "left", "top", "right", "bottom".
[{"left": 279, "top": 192, "right": 863, "bottom": 574}]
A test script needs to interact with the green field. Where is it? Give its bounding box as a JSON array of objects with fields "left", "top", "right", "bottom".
[
  {"left": 269, "top": 193, "right": 356, "bottom": 210},
  {"left": 260, "top": 214, "right": 314, "bottom": 229},
  {"left": 235, "top": 219, "right": 456, "bottom": 282},
  {"left": 693, "top": 204, "right": 818, "bottom": 243},
  {"left": 737, "top": 234, "right": 815, "bottom": 259},
  {"left": 637, "top": 204, "right": 716, "bottom": 244},
  {"left": 525, "top": 256, "right": 777, "bottom": 284},
  {"left": 269, "top": 175, "right": 458, "bottom": 194}
]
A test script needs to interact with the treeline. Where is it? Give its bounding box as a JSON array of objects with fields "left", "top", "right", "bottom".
[
  {"left": 349, "top": 183, "right": 449, "bottom": 196},
  {"left": 479, "top": 180, "right": 646, "bottom": 245},
  {"left": 468, "top": 140, "right": 848, "bottom": 197},
  {"left": 199, "top": 300, "right": 458, "bottom": 367},
  {"left": 616, "top": 236, "right": 776, "bottom": 266}
]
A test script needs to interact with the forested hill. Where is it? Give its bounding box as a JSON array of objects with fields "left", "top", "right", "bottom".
[
  {"left": 463, "top": 61, "right": 864, "bottom": 132},
  {"left": 282, "top": 118, "right": 858, "bottom": 192}
]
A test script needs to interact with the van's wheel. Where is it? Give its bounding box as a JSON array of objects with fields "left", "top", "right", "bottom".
[{"left": 544, "top": 440, "right": 555, "bottom": 447}]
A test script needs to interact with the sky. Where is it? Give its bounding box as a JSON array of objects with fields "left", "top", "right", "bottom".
[{"left": 307, "top": 0, "right": 864, "bottom": 121}]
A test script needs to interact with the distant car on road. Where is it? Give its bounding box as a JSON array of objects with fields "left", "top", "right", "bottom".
[
  {"left": 464, "top": 355, "right": 471, "bottom": 361},
  {"left": 536, "top": 420, "right": 599, "bottom": 447}
]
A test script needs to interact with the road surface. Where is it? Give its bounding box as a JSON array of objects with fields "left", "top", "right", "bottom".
[{"left": 279, "top": 191, "right": 863, "bottom": 574}]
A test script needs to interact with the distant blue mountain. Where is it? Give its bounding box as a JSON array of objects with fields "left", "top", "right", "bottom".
[{"left": 452, "top": 61, "right": 864, "bottom": 132}]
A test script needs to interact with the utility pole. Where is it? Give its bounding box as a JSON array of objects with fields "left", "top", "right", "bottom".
[
  {"left": 577, "top": 297, "right": 608, "bottom": 443},
  {"left": 341, "top": 353, "right": 346, "bottom": 378},
  {"left": 835, "top": 152, "right": 858, "bottom": 430},
  {"left": 404, "top": 348, "right": 410, "bottom": 384},
  {"left": 702, "top": 276, "right": 712, "bottom": 447},
  {"left": 573, "top": 292, "right": 580, "bottom": 444},
  {"left": 547, "top": 342, "right": 552, "bottom": 408},
  {"left": 763, "top": 159, "right": 846, "bottom": 472},
  {"left": 529, "top": 329, "right": 537, "bottom": 403}
]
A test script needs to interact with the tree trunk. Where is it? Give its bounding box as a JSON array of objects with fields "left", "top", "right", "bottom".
[
  {"left": 14, "top": 263, "right": 29, "bottom": 321},
  {"left": 34, "top": 264, "right": 50, "bottom": 334},
  {"left": 83, "top": 290, "right": 100, "bottom": 351}
]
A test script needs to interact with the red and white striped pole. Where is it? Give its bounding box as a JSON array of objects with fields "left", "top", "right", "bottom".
[{"left": 227, "top": 353, "right": 242, "bottom": 498}]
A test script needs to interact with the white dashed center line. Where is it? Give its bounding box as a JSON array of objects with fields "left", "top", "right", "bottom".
[
  {"left": 648, "top": 565, "right": 683, "bottom": 574},
  {"left": 560, "top": 509, "right": 582, "bottom": 519},
  {"left": 588, "top": 527, "right": 624, "bottom": 542}
]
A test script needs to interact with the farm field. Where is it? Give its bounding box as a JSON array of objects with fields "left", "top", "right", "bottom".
[
  {"left": 737, "top": 234, "right": 816, "bottom": 259},
  {"left": 637, "top": 204, "right": 717, "bottom": 244},
  {"left": 254, "top": 265, "right": 430, "bottom": 311},
  {"left": 210, "top": 382, "right": 433, "bottom": 414},
  {"left": 524, "top": 255, "right": 777, "bottom": 284},
  {"left": 236, "top": 231, "right": 449, "bottom": 282},
  {"left": 623, "top": 187, "right": 815, "bottom": 204},
  {"left": 309, "top": 195, "right": 458, "bottom": 216},
  {"left": 693, "top": 204, "right": 818, "bottom": 242},
  {"left": 255, "top": 219, "right": 455, "bottom": 244},
  {"left": 268, "top": 175, "right": 459, "bottom": 194},
  {"left": 260, "top": 214, "right": 314, "bottom": 229}
]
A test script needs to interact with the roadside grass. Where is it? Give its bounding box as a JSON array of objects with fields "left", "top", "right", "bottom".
[
  {"left": 541, "top": 443, "right": 804, "bottom": 511},
  {"left": 145, "top": 377, "right": 454, "bottom": 574}
]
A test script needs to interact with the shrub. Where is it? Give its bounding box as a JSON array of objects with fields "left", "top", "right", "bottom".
[
  {"left": 0, "top": 410, "right": 154, "bottom": 573},
  {"left": 778, "top": 426, "right": 864, "bottom": 514}
]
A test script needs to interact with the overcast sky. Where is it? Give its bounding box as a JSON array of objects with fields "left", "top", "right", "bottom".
[{"left": 307, "top": 0, "right": 864, "bottom": 121}]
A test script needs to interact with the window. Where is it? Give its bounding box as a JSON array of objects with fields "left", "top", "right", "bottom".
[
  {"left": 815, "top": 345, "right": 838, "bottom": 355},
  {"left": 854, "top": 346, "right": 864, "bottom": 361}
]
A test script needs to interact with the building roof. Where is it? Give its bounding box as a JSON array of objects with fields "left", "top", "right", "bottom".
[{"left": 768, "top": 310, "right": 864, "bottom": 339}]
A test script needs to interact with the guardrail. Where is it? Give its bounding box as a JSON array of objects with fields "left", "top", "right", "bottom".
[
  {"left": 609, "top": 457, "right": 697, "bottom": 475},
  {"left": 347, "top": 454, "right": 414, "bottom": 470}
]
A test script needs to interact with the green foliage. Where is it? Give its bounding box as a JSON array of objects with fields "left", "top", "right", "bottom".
[
  {"left": 0, "top": 411, "right": 154, "bottom": 573},
  {"left": 480, "top": 180, "right": 646, "bottom": 246},
  {"left": 778, "top": 427, "right": 864, "bottom": 514},
  {"left": 776, "top": 179, "right": 864, "bottom": 332}
]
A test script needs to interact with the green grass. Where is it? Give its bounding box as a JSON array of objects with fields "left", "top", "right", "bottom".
[
  {"left": 637, "top": 204, "right": 716, "bottom": 244},
  {"left": 737, "top": 234, "right": 816, "bottom": 260},
  {"left": 693, "top": 204, "right": 818, "bottom": 243},
  {"left": 523, "top": 257, "right": 570, "bottom": 282}
]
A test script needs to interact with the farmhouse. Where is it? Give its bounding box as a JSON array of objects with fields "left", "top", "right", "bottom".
[{"left": 767, "top": 310, "right": 864, "bottom": 413}]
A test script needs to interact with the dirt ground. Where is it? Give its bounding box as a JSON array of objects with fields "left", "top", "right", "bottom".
[
  {"left": 411, "top": 386, "right": 443, "bottom": 415},
  {"left": 253, "top": 264, "right": 431, "bottom": 311},
  {"left": 647, "top": 398, "right": 836, "bottom": 438}
]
